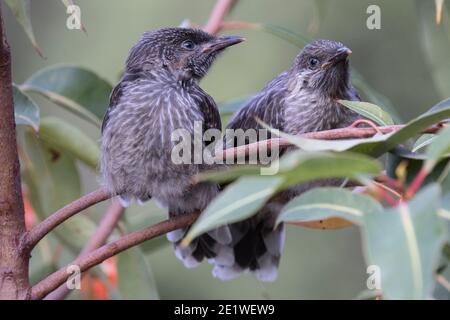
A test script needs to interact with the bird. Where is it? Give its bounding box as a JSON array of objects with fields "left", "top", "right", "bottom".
[
  {"left": 100, "top": 28, "right": 244, "bottom": 270},
  {"left": 217, "top": 39, "right": 362, "bottom": 281}
]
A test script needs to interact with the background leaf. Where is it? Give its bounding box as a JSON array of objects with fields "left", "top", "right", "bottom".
[
  {"left": 362, "top": 184, "right": 447, "bottom": 299},
  {"left": 13, "top": 83, "right": 39, "bottom": 131},
  {"left": 417, "top": 0, "right": 450, "bottom": 99},
  {"left": 21, "top": 65, "right": 112, "bottom": 126},
  {"left": 117, "top": 247, "right": 159, "bottom": 300},
  {"left": 4, "top": 0, "right": 43, "bottom": 56},
  {"left": 20, "top": 130, "right": 97, "bottom": 251},
  {"left": 39, "top": 117, "right": 100, "bottom": 169}
]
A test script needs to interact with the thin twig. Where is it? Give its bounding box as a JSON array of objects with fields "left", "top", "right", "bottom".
[
  {"left": 24, "top": 189, "right": 111, "bottom": 252},
  {"left": 30, "top": 211, "right": 199, "bottom": 300},
  {"left": 203, "top": 0, "right": 236, "bottom": 34},
  {"left": 44, "top": 201, "right": 125, "bottom": 300}
]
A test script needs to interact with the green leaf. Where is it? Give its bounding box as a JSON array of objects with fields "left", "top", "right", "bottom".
[
  {"left": 117, "top": 247, "right": 159, "bottom": 300},
  {"left": 277, "top": 150, "right": 381, "bottom": 188},
  {"left": 39, "top": 117, "right": 99, "bottom": 169},
  {"left": 412, "top": 134, "right": 434, "bottom": 153},
  {"left": 277, "top": 187, "right": 382, "bottom": 226},
  {"left": 417, "top": 0, "right": 450, "bottom": 99},
  {"left": 371, "top": 105, "right": 450, "bottom": 156},
  {"left": 351, "top": 71, "right": 403, "bottom": 123},
  {"left": 4, "top": 0, "right": 43, "bottom": 56},
  {"left": 13, "top": 83, "right": 39, "bottom": 131},
  {"left": 338, "top": 100, "right": 394, "bottom": 126},
  {"left": 20, "top": 130, "right": 97, "bottom": 251},
  {"left": 362, "top": 184, "right": 447, "bottom": 299},
  {"left": 424, "top": 126, "right": 450, "bottom": 170},
  {"left": 21, "top": 65, "right": 112, "bottom": 127},
  {"left": 183, "top": 176, "right": 283, "bottom": 245}
]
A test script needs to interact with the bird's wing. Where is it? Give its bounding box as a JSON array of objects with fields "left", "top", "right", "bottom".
[
  {"left": 101, "top": 73, "right": 140, "bottom": 134},
  {"left": 196, "top": 89, "right": 222, "bottom": 133},
  {"left": 226, "top": 72, "right": 288, "bottom": 132}
]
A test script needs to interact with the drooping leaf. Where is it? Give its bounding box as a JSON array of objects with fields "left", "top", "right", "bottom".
[
  {"left": 277, "top": 187, "right": 382, "bottom": 226},
  {"left": 39, "top": 117, "right": 100, "bottom": 169},
  {"left": 253, "top": 23, "right": 310, "bottom": 47},
  {"left": 338, "top": 100, "right": 394, "bottom": 126},
  {"left": 117, "top": 247, "right": 159, "bottom": 299},
  {"left": 362, "top": 184, "right": 447, "bottom": 299},
  {"left": 4, "top": 0, "right": 43, "bottom": 56},
  {"left": 20, "top": 130, "right": 97, "bottom": 251},
  {"left": 21, "top": 65, "right": 112, "bottom": 126},
  {"left": 13, "top": 83, "right": 39, "bottom": 131},
  {"left": 417, "top": 0, "right": 450, "bottom": 99},
  {"left": 182, "top": 176, "right": 283, "bottom": 245}
]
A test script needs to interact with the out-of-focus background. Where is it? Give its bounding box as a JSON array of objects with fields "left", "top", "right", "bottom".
[{"left": 4, "top": 0, "right": 449, "bottom": 299}]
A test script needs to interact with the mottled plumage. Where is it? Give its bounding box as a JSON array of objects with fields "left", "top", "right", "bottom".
[
  {"left": 100, "top": 28, "right": 244, "bottom": 270},
  {"left": 220, "top": 39, "right": 362, "bottom": 281}
]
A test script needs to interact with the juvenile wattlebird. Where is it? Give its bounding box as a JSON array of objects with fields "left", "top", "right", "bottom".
[
  {"left": 218, "top": 39, "right": 362, "bottom": 281},
  {"left": 100, "top": 28, "right": 244, "bottom": 269}
]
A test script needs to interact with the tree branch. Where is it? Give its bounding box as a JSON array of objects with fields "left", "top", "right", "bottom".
[
  {"left": 0, "top": 3, "right": 30, "bottom": 299},
  {"left": 203, "top": 0, "right": 237, "bottom": 34},
  {"left": 24, "top": 189, "right": 111, "bottom": 252},
  {"left": 44, "top": 201, "right": 125, "bottom": 300},
  {"left": 31, "top": 211, "right": 199, "bottom": 300}
]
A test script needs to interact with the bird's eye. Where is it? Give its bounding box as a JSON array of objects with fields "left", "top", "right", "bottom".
[
  {"left": 308, "top": 57, "right": 320, "bottom": 69},
  {"left": 181, "top": 40, "right": 195, "bottom": 50}
]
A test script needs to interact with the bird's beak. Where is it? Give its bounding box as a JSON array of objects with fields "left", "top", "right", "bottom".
[
  {"left": 321, "top": 46, "right": 352, "bottom": 69},
  {"left": 202, "top": 36, "right": 245, "bottom": 53}
]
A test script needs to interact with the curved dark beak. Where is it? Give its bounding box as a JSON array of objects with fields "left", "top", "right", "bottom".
[
  {"left": 202, "top": 36, "right": 246, "bottom": 53},
  {"left": 321, "top": 46, "right": 352, "bottom": 69}
]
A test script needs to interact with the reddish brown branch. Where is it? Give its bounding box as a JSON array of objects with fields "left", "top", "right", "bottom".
[
  {"left": 44, "top": 201, "right": 125, "bottom": 300},
  {"left": 203, "top": 0, "right": 237, "bottom": 34},
  {"left": 30, "top": 211, "right": 199, "bottom": 300},
  {"left": 24, "top": 189, "right": 111, "bottom": 252},
  {"left": 0, "top": 4, "right": 29, "bottom": 299}
]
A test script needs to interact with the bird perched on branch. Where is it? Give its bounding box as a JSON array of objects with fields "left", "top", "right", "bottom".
[
  {"left": 219, "top": 39, "right": 361, "bottom": 281},
  {"left": 100, "top": 28, "right": 244, "bottom": 269}
]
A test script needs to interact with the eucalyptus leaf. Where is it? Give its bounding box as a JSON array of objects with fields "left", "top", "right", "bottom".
[
  {"left": 117, "top": 247, "right": 159, "bottom": 299},
  {"left": 4, "top": 0, "right": 43, "bottom": 56},
  {"left": 277, "top": 187, "right": 382, "bottom": 226},
  {"left": 338, "top": 100, "right": 394, "bottom": 126},
  {"left": 183, "top": 176, "right": 283, "bottom": 245},
  {"left": 13, "top": 83, "right": 39, "bottom": 131},
  {"left": 362, "top": 184, "right": 447, "bottom": 299},
  {"left": 39, "top": 117, "right": 100, "bottom": 169},
  {"left": 425, "top": 126, "right": 450, "bottom": 170},
  {"left": 22, "top": 65, "right": 112, "bottom": 126},
  {"left": 417, "top": 0, "right": 450, "bottom": 99},
  {"left": 20, "top": 131, "right": 97, "bottom": 251}
]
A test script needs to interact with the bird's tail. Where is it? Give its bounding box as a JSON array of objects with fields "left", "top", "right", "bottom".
[{"left": 168, "top": 201, "right": 286, "bottom": 282}]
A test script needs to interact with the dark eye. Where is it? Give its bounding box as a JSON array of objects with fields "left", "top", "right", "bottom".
[
  {"left": 181, "top": 40, "right": 195, "bottom": 50},
  {"left": 308, "top": 57, "right": 320, "bottom": 69}
]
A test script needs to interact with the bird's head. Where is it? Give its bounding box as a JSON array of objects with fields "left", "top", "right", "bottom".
[
  {"left": 126, "top": 27, "right": 245, "bottom": 81},
  {"left": 291, "top": 39, "right": 352, "bottom": 96}
]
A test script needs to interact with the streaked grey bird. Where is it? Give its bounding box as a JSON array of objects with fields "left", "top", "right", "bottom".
[
  {"left": 219, "top": 39, "right": 362, "bottom": 281},
  {"left": 100, "top": 28, "right": 244, "bottom": 270}
]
